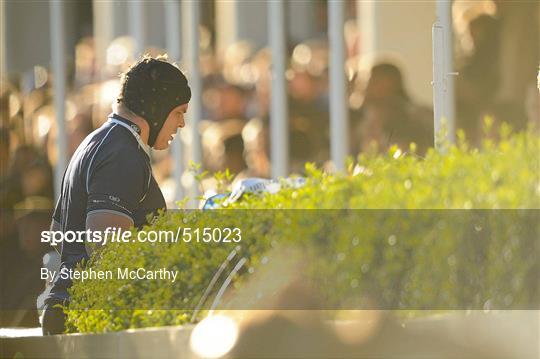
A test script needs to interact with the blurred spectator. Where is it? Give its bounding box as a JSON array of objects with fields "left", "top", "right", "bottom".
[
  {"left": 74, "top": 37, "right": 97, "bottom": 87},
  {"left": 493, "top": 1, "right": 539, "bottom": 129},
  {"left": 0, "top": 127, "right": 10, "bottom": 179},
  {"left": 1, "top": 145, "right": 41, "bottom": 210},
  {"left": 350, "top": 63, "right": 433, "bottom": 156},
  {"left": 68, "top": 111, "right": 94, "bottom": 157},
  {"left": 20, "top": 159, "right": 54, "bottom": 199},
  {"left": 249, "top": 41, "right": 331, "bottom": 175},
  {"left": 250, "top": 48, "right": 272, "bottom": 119},
  {"left": 205, "top": 81, "right": 251, "bottom": 123},
  {"left": 456, "top": 14, "right": 501, "bottom": 144},
  {"left": 223, "top": 134, "right": 248, "bottom": 175},
  {"left": 8, "top": 199, "right": 53, "bottom": 327},
  {"left": 242, "top": 118, "right": 271, "bottom": 178},
  {"left": 14, "top": 198, "right": 53, "bottom": 259},
  {"left": 287, "top": 68, "right": 330, "bottom": 172},
  {"left": 201, "top": 71, "right": 254, "bottom": 177},
  {"left": 0, "top": 128, "right": 18, "bottom": 327},
  {"left": 0, "top": 145, "right": 53, "bottom": 327},
  {"left": 202, "top": 118, "right": 249, "bottom": 176}
]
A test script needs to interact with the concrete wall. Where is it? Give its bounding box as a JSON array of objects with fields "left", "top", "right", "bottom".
[
  {"left": 3, "top": 0, "right": 78, "bottom": 76},
  {"left": 2, "top": 0, "right": 171, "bottom": 77},
  {"left": 216, "top": 0, "right": 318, "bottom": 53},
  {"left": 358, "top": 1, "right": 436, "bottom": 107},
  {"left": 93, "top": 0, "right": 170, "bottom": 70},
  {"left": 2, "top": 312, "right": 538, "bottom": 358},
  {"left": 2, "top": 325, "right": 194, "bottom": 358},
  {"left": 3, "top": 0, "right": 434, "bottom": 110},
  {"left": 216, "top": 0, "right": 269, "bottom": 54}
]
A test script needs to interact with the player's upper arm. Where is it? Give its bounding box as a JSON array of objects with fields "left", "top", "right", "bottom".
[
  {"left": 85, "top": 211, "right": 134, "bottom": 255},
  {"left": 86, "top": 211, "right": 134, "bottom": 232},
  {"left": 86, "top": 146, "right": 149, "bottom": 223}
]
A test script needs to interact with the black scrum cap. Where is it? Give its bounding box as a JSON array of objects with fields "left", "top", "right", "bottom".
[{"left": 120, "top": 58, "right": 191, "bottom": 146}]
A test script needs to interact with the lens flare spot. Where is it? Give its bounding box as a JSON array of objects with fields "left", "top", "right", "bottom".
[{"left": 190, "top": 315, "right": 238, "bottom": 358}]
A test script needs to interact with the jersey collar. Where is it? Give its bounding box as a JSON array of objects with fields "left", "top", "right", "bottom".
[{"left": 108, "top": 113, "right": 151, "bottom": 158}]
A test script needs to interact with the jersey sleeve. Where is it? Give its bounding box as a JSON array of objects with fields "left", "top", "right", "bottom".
[{"left": 86, "top": 148, "right": 149, "bottom": 221}]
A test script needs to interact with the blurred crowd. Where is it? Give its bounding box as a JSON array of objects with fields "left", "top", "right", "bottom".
[{"left": 1, "top": 2, "right": 538, "bottom": 327}]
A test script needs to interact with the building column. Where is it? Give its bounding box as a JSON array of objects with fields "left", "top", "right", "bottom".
[
  {"left": 216, "top": 0, "right": 268, "bottom": 54},
  {"left": 357, "top": 1, "right": 436, "bottom": 106}
]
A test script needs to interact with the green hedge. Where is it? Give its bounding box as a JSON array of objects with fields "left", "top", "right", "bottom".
[{"left": 66, "top": 128, "right": 539, "bottom": 333}]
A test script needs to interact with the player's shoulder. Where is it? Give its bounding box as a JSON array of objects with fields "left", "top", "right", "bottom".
[
  {"left": 98, "top": 122, "right": 145, "bottom": 154},
  {"left": 88, "top": 128, "right": 147, "bottom": 171}
]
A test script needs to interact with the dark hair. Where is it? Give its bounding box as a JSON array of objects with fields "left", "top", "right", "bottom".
[{"left": 367, "top": 63, "right": 409, "bottom": 101}]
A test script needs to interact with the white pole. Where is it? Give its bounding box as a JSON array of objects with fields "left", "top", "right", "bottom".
[
  {"left": 439, "top": 0, "right": 455, "bottom": 144},
  {"left": 432, "top": 0, "right": 456, "bottom": 150},
  {"left": 268, "top": 0, "right": 288, "bottom": 178},
  {"left": 50, "top": 0, "right": 68, "bottom": 198},
  {"left": 92, "top": 1, "right": 114, "bottom": 73},
  {"left": 432, "top": 20, "right": 444, "bottom": 148},
  {"left": 128, "top": 0, "right": 146, "bottom": 56},
  {"left": 328, "top": 0, "right": 348, "bottom": 171},
  {"left": 182, "top": 0, "right": 202, "bottom": 205},
  {"left": 165, "top": 0, "right": 185, "bottom": 203}
]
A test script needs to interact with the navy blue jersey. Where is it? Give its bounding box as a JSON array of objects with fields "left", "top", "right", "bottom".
[{"left": 46, "top": 114, "right": 165, "bottom": 304}]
